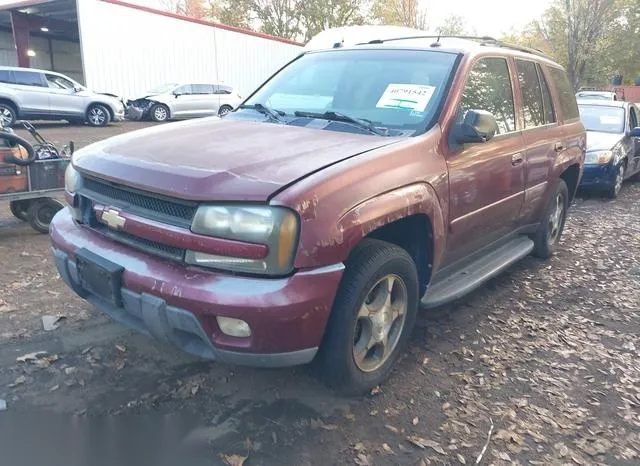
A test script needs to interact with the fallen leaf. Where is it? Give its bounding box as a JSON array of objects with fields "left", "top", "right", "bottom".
[
  {"left": 571, "top": 456, "right": 584, "bottom": 465},
  {"left": 81, "top": 347, "right": 93, "bottom": 355},
  {"left": 320, "top": 423, "right": 338, "bottom": 431},
  {"left": 498, "top": 452, "right": 511, "bottom": 461},
  {"left": 385, "top": 424, "right": 399, "bottom": 434},
  {"left": 16, "top": 351, "right": 47, "bottom": 362},
  {"left": 115, "top": 344, "right": 127, "bottom": 353},
  {"left": 442, "top": 402, "right": 451, "bottom": 410},
  {"left": 354, "top": 442, "right": 366, "bottom": 452},
  {"left": 457, "top": 453, "right": 466, "bottom": 464},
  {"left": 191, "top": 384, "right": 199, "bottom": 396},
  {"left": 406, "top": 436, "right": 446, "bottom": 455},
  {"left": 370, "top": 386, "right": 381, "bottom": 396},
  {"left": 64, "top": 367, "right": 77, "bottom": 376},
  {"left": 221, "top": 454, "right": 247, "bottom": 466},
  {"left": 116, "top": 360, "right": 126, "bottom": 371},
  {"left": 382, "top": 443, "right": 394, "bottom": 453},
  {"left": 10, "top": 375, "right": 27, "bottom": 387},
  {"left": 354, "top": 453, "right": 370, "bottom": 466},
  {"left": 49, "top": 385, "right": 59, "bottom": 392},
  {"left": 412, "top": 417, "right": 419, "bottom": 425},
  {"left": 344, "top": 413, "right": 356, "bottom": 422}
]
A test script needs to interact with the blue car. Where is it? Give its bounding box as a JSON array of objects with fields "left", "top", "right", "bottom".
[{"left": 578, "top": 100, "right": 640, "bottom": 198}]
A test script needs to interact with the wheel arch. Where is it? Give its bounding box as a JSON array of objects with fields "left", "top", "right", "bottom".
[
  {"left": 559, "top": 163, "right": 581, "bottom": 202},
  {"left": 0, "top": 97, "right": 19, "bottom": 116},
  {"left": 86, "top": 102, "right": 113, "bottom": 121}
]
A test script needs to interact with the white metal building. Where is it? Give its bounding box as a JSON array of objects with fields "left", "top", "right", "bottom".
[{"left": 0, "top": 0, "right": 303, "bottom": 98}]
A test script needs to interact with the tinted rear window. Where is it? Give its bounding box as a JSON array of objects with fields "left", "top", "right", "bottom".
[
  {"left": 515, "top": 59, "right": 544, "bottom": 129},
  {"left": 13, "top": 71, "right": 44, "bottom": 87},
  {"left": 549, "top": 67, "right": 579, "bottom": 120}
]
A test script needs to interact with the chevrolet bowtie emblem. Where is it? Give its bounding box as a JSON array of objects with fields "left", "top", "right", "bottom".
[{"left": 102, "top": 208, "right": 126, "bottom": 230}]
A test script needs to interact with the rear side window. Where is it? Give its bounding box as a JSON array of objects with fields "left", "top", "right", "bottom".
[
  {"left": 515, "top": 59, "right": 544, "bottom": 128},
  {"left": 13, "top": 71, "right": 45, "bottom": 87},
  {"left": 0, "top": 70, "right": 13, "bottom": 84},
  {"left": 549, "top": 67, "right": 579, "bottom": 120},
  {"left": 458, "top": 57, "right": 516, "bottom": 135},
  {"left": 537, "top": 65, "right": 556, "bottom": 124},
  {"left": 174, "top": 85, "right": 193, "bottom": 95},
  {"left": 215, "top": 85, "right": 233, "bottom": 95},
  {"left": 630, "top": 106, "right": 638, "bottom": 129},
  {"left": 191, "top": 84, "right": 214, "bottom": 94}
]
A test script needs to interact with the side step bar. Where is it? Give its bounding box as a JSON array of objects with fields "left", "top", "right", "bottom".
[{"left": 421, "top": 236, "right": 534, "bottom": 309}]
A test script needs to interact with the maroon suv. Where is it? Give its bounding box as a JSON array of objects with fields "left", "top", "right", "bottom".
[{"left": 51, "top": 37, "right": 585, "bottom": 393}]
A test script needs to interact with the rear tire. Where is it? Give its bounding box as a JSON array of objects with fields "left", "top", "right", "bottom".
[
  {"left": 27, "top": 198, "right": 64, "bottom": 234},
  {"left": 316, "top": 239, "right": 419, "bottom": 395},
  {"left": 533, "top": 179, "right": 569, "bottom": 259},
  {"left": 86, "top": 104, "right": 110, "bottom": 127},
  {"left": 10, "top": 200, "right": 30, "bottom": 221},
  {"left": 150, "top": 104, "right": 170, "bottom": 122},
  {"left": 0, "top": 102, "right": 17, "bottom": 127}
]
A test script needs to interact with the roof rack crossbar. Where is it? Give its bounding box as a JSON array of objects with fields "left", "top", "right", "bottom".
[{"left": 359, "top": 35, "right": 549, "bottom": 59}]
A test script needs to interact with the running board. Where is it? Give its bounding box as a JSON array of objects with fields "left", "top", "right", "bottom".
[{"left": 421, "top": 236, "right": 534, "bottom": 309}]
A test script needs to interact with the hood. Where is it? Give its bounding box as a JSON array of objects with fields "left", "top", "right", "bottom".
[
  {"left": 74, "top": 118, "right": 401, "bottom": 201},
  {"left": 586, "top": 131, "right": 623, "bottom": 153}
]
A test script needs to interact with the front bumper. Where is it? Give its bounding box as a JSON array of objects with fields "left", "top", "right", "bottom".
[
  {"left": 50, "top": 209, "right": 344, "bottom": 367},
  {"left": 579, "top": 162, "right": 616, "bottom": 189}
]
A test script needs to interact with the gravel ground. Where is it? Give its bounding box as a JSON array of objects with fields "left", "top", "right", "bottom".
[{"left": 0, "top": 121, "right": 639, "bottom": 466}]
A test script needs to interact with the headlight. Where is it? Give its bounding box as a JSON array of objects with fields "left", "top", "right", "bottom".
[
  {"left": 585, "top": 150, "right": 613, "bottom": 165},
  {"left": 187, "top": 205, "right": 299, "bottom": 275},
  {"left": 64, "top": 164, "right": 82, "bottom": 193}
]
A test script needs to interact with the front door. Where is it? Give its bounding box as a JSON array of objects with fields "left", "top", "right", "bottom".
[
  {"left": 445, "top": 56, "right": 525, "bottom": 263},
  {"left": 45, "top": 73, "right": 84, "bottom": 118},
  {"left": 10, "top": 70, "right": 50, "bottom": 115}
]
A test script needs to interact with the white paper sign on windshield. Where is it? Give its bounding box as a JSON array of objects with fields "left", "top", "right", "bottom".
[{"left": 376, "top": 84, "right": 436, "bottom": 111}]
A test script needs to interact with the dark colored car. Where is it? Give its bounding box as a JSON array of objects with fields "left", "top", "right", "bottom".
[
  {"left": 578, "top": 100, "right": 640, "bottom": 198},
  {"left": 50, "top": 36, "right": 585, "bottom": 394}
]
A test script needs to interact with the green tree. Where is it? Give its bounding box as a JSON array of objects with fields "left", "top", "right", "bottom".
[
  {"left": 300, "top": 0, "right": 367, "bottom": 42},
  {"left": 242, "top": 0, "right": 304, "bottom": 39},
  {"left": 371, "top": 0, "right": 427, "bottom": 29},
  {"left": 436, "top": 14, "right": 468, "bottom": 36},
  {"left": 206, "top": 0, "right": 252, "bottom": 29}
]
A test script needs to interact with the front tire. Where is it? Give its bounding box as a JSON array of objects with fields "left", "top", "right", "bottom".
[
  {"left": 218, "top": 105, "right": 233, "bottom": 117},
  {"left": 533, "top": 179, "right": 569, "bottom": 259},
  {"left": 316, "top": 239, "right": 419, "bottom": 395},
  {"left": 27, "top": 198, "right": 64, "bottom": 234},
  {"left": 86, "top": 104, "right": 110, "bottom": 127},
  {"left": 150, "top": 104, "right": 170, "bottom": 122},
  {"left": 606, "top": 163, "right": 625, "bottom": 199}
]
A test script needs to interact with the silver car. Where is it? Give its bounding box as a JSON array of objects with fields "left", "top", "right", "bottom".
[
  {"left": 125, "top": 82, "right": 243, "bottom": 122},
  {"left": 0, "top": 66, "right": 125, "bottom": 127}
]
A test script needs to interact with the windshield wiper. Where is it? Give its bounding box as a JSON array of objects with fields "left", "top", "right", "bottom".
[
  {"left": 294, "top": 111, "right": 389, "bottom": 136},
  {"left": 239, "top": 103, "right": 286, "bottom": 123}
]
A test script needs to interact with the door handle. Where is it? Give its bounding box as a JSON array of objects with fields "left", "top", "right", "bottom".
[
  {"left": 511, "top": 153, "right": 524, "bottom": 165},
  {"left": 554, "top": 142, "right": 565, "bottom": 153}
]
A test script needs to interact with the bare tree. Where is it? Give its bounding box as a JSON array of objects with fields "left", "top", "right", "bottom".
[{"left": 371, "top": 0, "right": 427, "bottom": 30}]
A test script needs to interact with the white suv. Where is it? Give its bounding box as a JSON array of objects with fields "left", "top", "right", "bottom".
[{"left": 0, "top": 66, "right": 125, "bottom": 127}]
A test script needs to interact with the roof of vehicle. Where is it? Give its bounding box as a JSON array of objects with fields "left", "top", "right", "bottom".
[
  {"left": 306, "top": 35, "right": 563, "bottom": 69},
  {"left": 577, "top": 99, "right": 630, "bottom": 108},
  {"left": 0, "top": 65, "right": 70, "bottom": 76}
]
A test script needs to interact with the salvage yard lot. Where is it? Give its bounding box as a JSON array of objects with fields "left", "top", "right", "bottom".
[{"left": 1, "top": 121, "right": 639, "bottom": 465}]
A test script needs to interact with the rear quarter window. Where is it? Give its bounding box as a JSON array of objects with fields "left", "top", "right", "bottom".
[
  {"left": 13, "top": 71, "right": 45, "bottom": 87},
  {"left": 0, "top": 70, "right": 13, "bottom": 84},
  {"left": 549, "top": 67, "right": 579, "bottom": 121}
]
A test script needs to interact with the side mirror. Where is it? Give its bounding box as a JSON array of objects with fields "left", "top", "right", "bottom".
[
  {"left": 73, "top": 86, "right": 82, "bottom": 93},
  {"left": 173, "top": 92, "right": 181, "bottom": 98},
  {"left": 452, "top": 110, "right": 498, "bottom": 144},
  {"left": 631, "top": 127, "right": 640, "bottom": 138}
]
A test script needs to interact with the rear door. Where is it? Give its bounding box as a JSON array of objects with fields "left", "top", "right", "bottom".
[
  {"left": 191, "top": 84, "right": 219, "bottom": 115},
  {"left": 515, "top": 59, "right": 565, "bottom": 225},
  {"left": 171, "top": 85, "right": 195, "bottom": 117},
  {"left": 445, "top": 56, "right": 526, "bottom": 262},
  {"left": 10, "top": 70, "right": 50, "bottom": 115}
]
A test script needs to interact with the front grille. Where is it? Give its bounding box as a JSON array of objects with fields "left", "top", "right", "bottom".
[
  {"left": 82, "top": 177, "right": 197, "bottom": 227},
  {"left": 93, "top": 224, "right": 185, "bottom": 261}
]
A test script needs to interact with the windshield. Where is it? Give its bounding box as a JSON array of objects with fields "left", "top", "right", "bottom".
[
  {"left": 147, "top": 83, "right": 178, "bottom": 94},
  {"left": 242, "top": 49, "right": 459, "bottom": 135},
  {"left": 576, "top": 93, "right": 613, "bottom": 100},
  {"left": 578, "top": 105, "right": 625, "bottom": 133}
]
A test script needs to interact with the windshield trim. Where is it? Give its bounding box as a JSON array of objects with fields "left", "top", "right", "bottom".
[{"left": 240, "top": 48, "right": 462, "bottom": 137}]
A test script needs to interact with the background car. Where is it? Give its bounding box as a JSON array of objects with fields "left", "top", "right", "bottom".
[
  {"left": 578, "top": 100, "right": 640, "bottom": 197},
  {"left": 575, "top": 90, "right": 618, "bottom": 101},
  {"left": 125, "top": 82, "right": 243, "bottom": 122},
  {"left": 0, "top": 66, "right": 125, "bottom": 127}
]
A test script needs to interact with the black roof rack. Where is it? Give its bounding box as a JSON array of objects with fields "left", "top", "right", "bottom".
[{"left": 360, "top": 35, "right": 549, "bottom": 59}]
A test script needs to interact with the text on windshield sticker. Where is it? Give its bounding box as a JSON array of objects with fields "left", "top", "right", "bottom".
[{"left": 376, "top": 84, "right": 436, "bottom": 111}]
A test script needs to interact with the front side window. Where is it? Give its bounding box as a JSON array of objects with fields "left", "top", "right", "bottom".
[
  {"left": 191, "top": 84, "right": 214, "bottom": 94},
  {"left": 578, "top": 105, "right": 625, "bottom": 134},
  {"left": 174, "top": 85, "right": 193, "bottom": 95},
  {"left": 148, "top": 83, "right": 179, "bottom": 94},
  {"left": 242, "top": 49, "right": 459, "bottom": 135},
  {"left": 457, "top": 57, "right": 516, "bottom": 135},
  {"left": 549, "top": 67, "right": 579, "bottom": 120},
  {"left": 516, "top": 59, "right": 544, "bottom": 128},
  {"left": 0, "top": 70, "right": 13, "bottom": 84},
  {"left": 45, "top": 74, "right": 74, "bottom": 90},
  {"left": 13, "top": 71, "right": 44, "bottom": 87}
]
